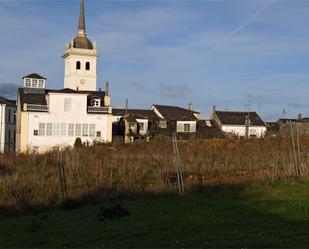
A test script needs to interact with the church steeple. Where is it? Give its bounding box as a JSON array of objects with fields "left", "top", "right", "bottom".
[
  {"left": 63, "top": 0, "right": 98, "bottom": 91},
  {"left": 78, "top": 0, "right": 86, "bottom": 36}
]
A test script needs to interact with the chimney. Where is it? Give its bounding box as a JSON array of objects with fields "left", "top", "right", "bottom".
[
  {"left": 213, "top": 105, "right": 216, "bottom": 112},
  {"left": 188, "top": 102, "right": 193, "bottom": 111},
  {"left": 105, "top": 81, "right": 109, "bottom": 96},
  {"left": 76, "top": 86, "right": 79, "bottom": 91},
  {"left": 99, "top": 88, "right": 101, "bottom": 92},
  {"left": 298, "top": 113, "right": 303, "bottom": 121}
]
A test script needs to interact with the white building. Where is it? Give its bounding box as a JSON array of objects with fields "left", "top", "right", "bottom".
[
  {"left": 0, "top": 97, "right": 16, "bottom": 153},
  {"left": 16, "top": 0, "right": 112, "bottom": 153},
  {"left": 212, "top": 110, "right": 267, "bottom": 138}
]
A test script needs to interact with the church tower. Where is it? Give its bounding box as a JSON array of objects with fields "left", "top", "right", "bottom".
[{"left": 63, "top": 0, "right": 98, "bottom": 91}]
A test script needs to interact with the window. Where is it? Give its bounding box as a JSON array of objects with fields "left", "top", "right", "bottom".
[
  {"left": 61, "top": 123, "right": 67, "bottom": 136},
  {"left": 64, "top": 98, "right": 72, "bottom": 112},
  {"left": 8, "top": 130, "right": 11, "bottom": 144},
  {"left": 184, "top": 124, "right": 190, "bottom": 132},
  {"left": 32, "top": 79, "right": 38, "bottom": 88},
  {"left": 39, "top": 123, "right": 45, "bottom": 136},
  {"left": 14, "top": 111, "right": 16, "bottom": 123},
  {"left": 89, "top": 124, "right": 96, "bottom": 137},
  {"left": 96, "top": 131, "right": 101, "bottom": 137},
  {"left": 76, "top": 61, "right": 81, "bottom": 70},
  {"left": 159, "top": 120, "right": 167, "bottom": 128},
  {"left": 92, "top": 99, "right": 100, "bottom": 107},
  {"left": 139, "top": 122, "right": 145, "bottom": 131},
  {"left": 75, "top": 124, "right": 81, "bottom": 136},
  {"left": 38, "top": 79, "right": 44, "bottom": 88},
  {"left": 86, "top": 62, "right": 90, "bottom": 70},
  {"left": 53, "top": 123, "right": 60, "bottom": 136},
  {"left": 82, "top": 124, "right": 88, "bottom": 137},
  {"left": 68, "top": 124, "right": 74, "bottom": 136},
  {"left": 33, "top": 130, "right": 38, "bottom": 136},
  {"left": 25, "top": 78, "right": 31, "bottom": 87},
  {"left": 46, "top": 123, "right": 53, "bottom": 136}
]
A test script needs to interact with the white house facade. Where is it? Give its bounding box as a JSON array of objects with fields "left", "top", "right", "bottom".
[
  {"left": 212, "top": 110, "right": 266, "bottom": 138},
  {"left": 0, "top": 97, "right": 16, "bottom": 153}
]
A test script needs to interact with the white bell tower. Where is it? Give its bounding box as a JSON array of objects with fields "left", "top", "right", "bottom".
[{"left": 62, "top": 0, "right": 98, "bottom": 91}]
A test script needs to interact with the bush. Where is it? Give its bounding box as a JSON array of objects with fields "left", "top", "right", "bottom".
[{"left": 74, "top": 137, "right": 82, "bottom": 148}]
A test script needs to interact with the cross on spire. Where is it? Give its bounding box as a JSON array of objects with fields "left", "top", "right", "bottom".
[{"left": 78, "top": 0, "right": 86, "bottom": 36}]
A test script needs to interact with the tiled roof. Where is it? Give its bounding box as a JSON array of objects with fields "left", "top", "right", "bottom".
[
  {"left": 153, "top": 104, "right": 198, "bottom": 121},
  {"left": 214, "top": 111, "right": 265, "bottom": 126}
]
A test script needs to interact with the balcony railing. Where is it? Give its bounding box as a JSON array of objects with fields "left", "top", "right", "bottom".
[
  {"left": 87, "top": 106, "right": 109, "bottom": 113},
  {"left": 27, "top": 104, "right": 49, "bottom": 112}
]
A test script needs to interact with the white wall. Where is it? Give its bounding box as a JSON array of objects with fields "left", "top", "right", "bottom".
[
  {"left": 177, "top": 121, "right": 196, "bottom": 133},
  {"left": 222, "top": 125, "right": 266, "bottom": 138},
  {"left": 136, "top": 119, "right": 148, "bottom": 135},
  {"left": 26, "top": 93, "right": 111, "bottom": 153},
  {"left": 63, "top": 48, "right": 97, "bottom": 91},
  {"left": 0, "top": 104, "right": 16, "bottom": 153}
]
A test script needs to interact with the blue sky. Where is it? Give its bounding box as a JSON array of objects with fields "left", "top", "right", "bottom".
[{"left": 0, "top": 0, "right": 309, "bottom": 121}]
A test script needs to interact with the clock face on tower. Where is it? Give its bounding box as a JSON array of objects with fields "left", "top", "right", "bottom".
[{"left": 80, "top": 79, "right": 85, "bottom": 85}]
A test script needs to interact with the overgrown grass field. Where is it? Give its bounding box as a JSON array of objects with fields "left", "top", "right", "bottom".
[{"left": 1, "top": 137, "right": 309, "bottom": 247}]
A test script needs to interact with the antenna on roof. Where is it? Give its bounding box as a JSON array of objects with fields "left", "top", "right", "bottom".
[{"left": 125, "top": 99, "right": 128, "bottom": 115}]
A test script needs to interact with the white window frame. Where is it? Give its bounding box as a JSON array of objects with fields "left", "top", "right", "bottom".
[
  {"left": 32, "top": 79, "right": 38, "bottom": 88},
  {"left": 89, "top": 124, "right": 96, "bottom": 137},
  {"left": 39, "top": 123, "right": 45, "bottom": 136},
  {"left": 46, "top": 123, "right": 53, "bottom": 136},
  {"left": 38, "top": 79, "right": 44, "bottom": 88},
  {"left": 68, "top": 124, "right": 74, "bottom": 137},
  {"left": 64, "top": 98, "right": 72, "bottom": 112},
  {"left": 82, "top": 124, "right": 89, "bottom": 137},
  {"left": 75, "top": 124, "right": 81, "bottom": 137},
  {"left": 60, "top": 123, "right": 67, "bottom": 136}
]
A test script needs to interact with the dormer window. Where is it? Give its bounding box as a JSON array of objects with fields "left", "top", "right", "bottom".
[
  {"left": 25, "top": 78, "right": 31, "bottom": 87},
  {"left": 23, "top": 74, "right": 46, "bottom": 89},
  {"left": 38, "top": 79, "right": 44, "bottom": 88},
  {"left": 92, "top": 99, "right": 100, "bottom": 107},
  {"left": 32, "top": 79, "right": 38, "bottom": 88}
]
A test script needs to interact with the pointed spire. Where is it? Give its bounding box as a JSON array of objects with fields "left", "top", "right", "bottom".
[{"left": 78, "top": 0, "right": 86, "bottom": 36}]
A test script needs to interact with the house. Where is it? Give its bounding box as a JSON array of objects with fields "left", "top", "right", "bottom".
[
  {"left": 15, "top": 0, "right": 112, "bottom": 153},
  {"left": 212, "top": 110, "right": 266, "bottom": 138},
  {"left": 275, "top": 115, "right": 309, "bottom": 136},
  {"left": 112, "top": 108, "right": 159, "bottom": 143},
  {"left": 0, "top": 96, "right": 16, "bottom": 153},
  {"left": 151, "top": 104, "right": 200, "bottom": 138}
]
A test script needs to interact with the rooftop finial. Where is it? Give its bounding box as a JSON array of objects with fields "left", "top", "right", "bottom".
[{"left": 78, "top": 0, "right": 86, "bottom": 36}]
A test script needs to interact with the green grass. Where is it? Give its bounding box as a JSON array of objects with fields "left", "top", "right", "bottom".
[{"left": 2, "top": 182, "right": 309, "bottom": 248}]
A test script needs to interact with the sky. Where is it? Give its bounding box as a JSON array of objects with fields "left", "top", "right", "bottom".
[{"left": 0, "top": 0, "right": 309, "bottom": 121}]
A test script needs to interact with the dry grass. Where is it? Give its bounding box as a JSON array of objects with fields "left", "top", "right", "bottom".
[{"left": 1, "top": 136, "right": 309, "bottom": 212}]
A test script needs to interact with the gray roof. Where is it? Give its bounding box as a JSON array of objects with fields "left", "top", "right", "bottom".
[
  {"left": 153, "top": 104, "right": 198, "bottom": 121},
  {"left": 113, "top": 108, "right": 158, "bottom": 119},
  {"left": 0, "top": 96, "right": 16, "bottom": 106},
  {"left": 22, "top": 73, "right": 46, "bottom": 80},
  {"left": 214, "top": 111, "right": 265, "bottom": 126}
]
